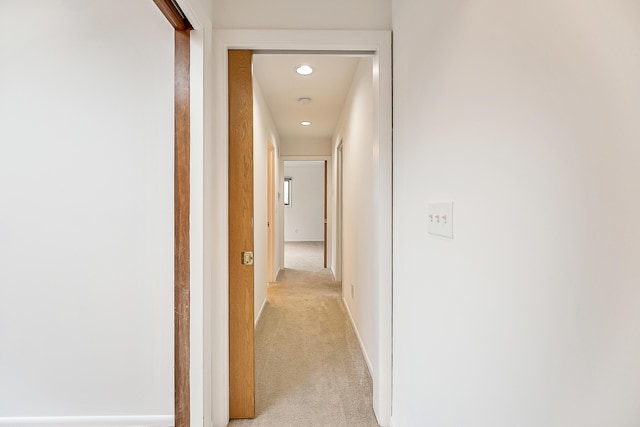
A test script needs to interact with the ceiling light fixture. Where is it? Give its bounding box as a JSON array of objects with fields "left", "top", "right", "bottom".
[
  {"left": 296, "top": 65, "right": 313, "bottom": 76},
  {"left": 300, "top": 121, "right": 312, "bottom": 126},
  {"left": 298, "top": 97, "right": 311, "bottom": 104}
]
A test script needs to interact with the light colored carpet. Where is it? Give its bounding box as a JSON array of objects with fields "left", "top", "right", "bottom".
[
  {"left": 284, "top": 241, "right": 326, "bottom": 272},
  {"left": 229, "top": 243, "right": 378, "bottom": 427}
]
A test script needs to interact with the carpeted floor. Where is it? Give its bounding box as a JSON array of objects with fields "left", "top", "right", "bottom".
[
  {"left": 229, "top": 242, "right": 379, "bottom": 427},
  {"left": 284, "top": 241, "right": 326, "bottom": 272}
]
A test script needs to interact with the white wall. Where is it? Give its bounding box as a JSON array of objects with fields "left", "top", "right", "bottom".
[
  {"left": 0, "top": 1, "right": 174, "bottom": 425},
  {"left": 211, "top": 0, "right": 390, "bottom": 30},
  {"left": 332, "top": 56, "right": 378, "bottom": 392},
  {"left": 280, "top": 138, "right": 332, "bottom": 156},
  {"left": 284, "top": 161, "right": 325, "bottom": 242},
  {"left": 392, "top": 1, "right": 640, "bottom": 426},
  {"left": 253, "top": 78, "right": 282, "bottom": 322}
]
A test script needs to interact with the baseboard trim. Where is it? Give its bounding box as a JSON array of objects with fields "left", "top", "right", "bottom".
[
  {"left": 255, "top": 296, "right": 267, "bottom": 327},
  {"left": 0, "top": 415, "right": 173, "bottom": 426},
  {"left": 342, "top": 297, "right": 374, "bottom": 378}
]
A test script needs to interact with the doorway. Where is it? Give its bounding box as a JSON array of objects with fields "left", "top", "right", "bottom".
[
  {"left": 282, "top": 160, "right": 327, "bottom": 272},
  {"left": 212, "top": 29, "right": 392, "bottom": 427}
]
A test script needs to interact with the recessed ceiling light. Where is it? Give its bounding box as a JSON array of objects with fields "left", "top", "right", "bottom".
[
  {"left": 298, "top": 97, "right": 311, "bottom": 104},
  {"left": 300, "top": 121, "right": 312, "bottom": 126},
  {"left": 296, "top": 65, "right": 313, "bottom": 76}
]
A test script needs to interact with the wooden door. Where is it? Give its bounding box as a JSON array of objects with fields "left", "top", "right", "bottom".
[
  {"left": 323, "top": 160, "right": 328, "bottom": 268},
  {"left": 336, "top": 142, "right": 344, "bottom": 280},
  {"left": 228, "top": 49, "right": 255, "bottom": 419}
]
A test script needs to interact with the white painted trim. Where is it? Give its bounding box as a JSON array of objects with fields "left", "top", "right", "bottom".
[
  {"left": 168, "top": 3, "right": 214, "bottom": 427},
  {"left": 210, "top": 28, "right": 231, "bottom": 427},
  {"left": 189, "top": 28, "right": 206, "bottom": 427},
  {"left": 0, "top": 416, "right": 173, "bottom": 427},
  {"left": 372, "top": 31, "right": 393, "bottom": 427},
  {"left": 342, "top": 297, "right": 374, "bottom": 377},
  {"left": 211, "top": 29, "right": 392, "bottom": 427},
  {"left": 174, "top": 0, "right": 211, "bottom": 30},
  {"left": 214, "top": 29, "right": 387, "bottom": 52},
  {"left": 281, "top": 155, "right": 331, "bottom": 161},
  {"left": 255, "top": 296, "right": 268, "bottom": 327},
  {"left": 389, "top": 416, "right": 397, "bottom": 427}
]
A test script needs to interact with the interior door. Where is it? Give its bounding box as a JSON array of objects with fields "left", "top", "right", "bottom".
[
  {"left": 323, "top": 160, "right": 328, "bottom": 268},
  {"left": 228, "top": 49, "right": 255, "bottom": 419}
]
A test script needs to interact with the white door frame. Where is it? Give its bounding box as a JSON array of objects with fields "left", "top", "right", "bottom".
[
  {"left": 209, "top": 29, "right": 392, "bottom": 427},
  {"left": 335, "top": 140, "right": 344, "bottom": 282},
  {"left": 281, "top": 155, "right": 332, "bottom": 275}
]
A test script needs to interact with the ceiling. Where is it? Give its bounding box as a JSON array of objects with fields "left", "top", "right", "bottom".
[{"left": 252, "top": 54, "right": 360, "bottom": 141}]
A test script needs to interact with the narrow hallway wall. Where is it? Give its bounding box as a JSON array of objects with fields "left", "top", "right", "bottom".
[
  {"left": 332, "top": 56, "right": 378, "bottom": 392},
  {"left": 253, "top": 78, "right": 282, "bottom": 323}
]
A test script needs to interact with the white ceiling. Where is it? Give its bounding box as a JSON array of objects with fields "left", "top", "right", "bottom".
[{"left": 253, "top": 54, "right": 360, "bottom": 141}]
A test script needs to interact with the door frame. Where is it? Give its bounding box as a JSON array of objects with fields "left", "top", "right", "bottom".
[
  {"left": 211, "top": 29, "right": 392, "bottom": 426},
  {"left": 335, "top": 140, "right": 344, "bottom": 282},
  {"left": 166, "top": 1, "right": 211, "bottom": 426},
  {"left": 281, "top": 155, "right": 332, "bottom": 273},
  {"left": 151, "top": 2, "right": 192, "bottom": 427},
  {"left": 267, "top": 141, "right": 277, "bottom": 282}
]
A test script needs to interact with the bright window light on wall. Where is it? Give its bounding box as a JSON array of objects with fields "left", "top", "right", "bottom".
[
  {"left": 296, "top": 65, "right": 313, "bottom": 76},
  {"left": 284, "top": 177, "right": 292, "bottom": 206}
]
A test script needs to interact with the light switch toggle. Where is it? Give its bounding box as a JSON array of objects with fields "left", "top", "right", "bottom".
[{"left": 428, "top": 201, "right": 454, "bottom": 239}]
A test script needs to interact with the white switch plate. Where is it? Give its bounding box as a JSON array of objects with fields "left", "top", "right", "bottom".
[{"left": 428, "top": 201, "right": 454, "bottom": 239}]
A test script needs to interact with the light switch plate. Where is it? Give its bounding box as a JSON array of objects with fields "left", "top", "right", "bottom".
[{"left": 428, "top": 201, "right": 454, "bottom": 239}]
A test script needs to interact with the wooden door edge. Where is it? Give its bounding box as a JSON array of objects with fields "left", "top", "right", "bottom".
[{"left": 174, "top": 29, "right": 191, "bottom": 427}]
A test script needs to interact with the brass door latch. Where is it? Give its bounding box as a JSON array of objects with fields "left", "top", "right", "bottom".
[{"left": 242, "top": 251, "right": 254, "bottom": 265}]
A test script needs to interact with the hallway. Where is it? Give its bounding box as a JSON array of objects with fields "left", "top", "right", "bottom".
[{"left": 229, "top": 243, "right": 378, "bottom": 427}]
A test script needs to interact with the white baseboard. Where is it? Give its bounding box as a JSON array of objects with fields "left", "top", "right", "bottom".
[
  {"left": 0, "top": 415, "right": 173, "bottom": 427},
  {"left": 342, "top": 297, "right": 373, "bottom": 378},
  {"left": 255, "top": 296, "right": 267, "bottom": 327}
]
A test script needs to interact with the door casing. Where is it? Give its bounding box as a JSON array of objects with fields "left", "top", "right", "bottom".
[
  {"left": 267, "top": 142, "right": 276, "bottom": 282},
  {"left": 210, "top": 29, "right": 392, "bottom": 427},
  {"left": 281, "top": 156, "right": 332, "bottom": 270}
]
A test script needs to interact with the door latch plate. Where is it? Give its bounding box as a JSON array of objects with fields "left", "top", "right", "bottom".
[{"left": 242, "top": 251, "right": 254, "bottom": 265}]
